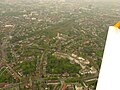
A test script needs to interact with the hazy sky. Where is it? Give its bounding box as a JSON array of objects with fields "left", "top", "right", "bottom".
[{"left": 1, "top": 0, "right": 119, "bottom": 2}]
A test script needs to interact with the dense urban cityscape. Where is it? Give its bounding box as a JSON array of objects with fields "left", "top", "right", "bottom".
[{"left": 0, "top": 0, "right": 120, "bottom": 90}]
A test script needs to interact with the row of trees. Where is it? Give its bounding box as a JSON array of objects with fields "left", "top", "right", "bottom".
[{"left": 47, "top": 55, "right": 81, "bottom": 74}]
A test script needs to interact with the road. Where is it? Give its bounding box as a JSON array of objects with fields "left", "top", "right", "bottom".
[
  {"left": 54, "top": 52, "right": 86, "bottom": 69},
  {"left": 36, "top": 50, "right": 46, "bottom": 76},
  {"left": 0, "top": 34, "right": 21, "bottom": 80}
]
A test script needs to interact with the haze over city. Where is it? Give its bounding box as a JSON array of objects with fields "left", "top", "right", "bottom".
[{"left": 0, "top": 0, "right": 120, "bottom": 90}]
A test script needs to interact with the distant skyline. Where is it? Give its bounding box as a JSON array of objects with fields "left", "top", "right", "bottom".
[{"left": 0, "top": 0, "right": 119, "bottom": 3}]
